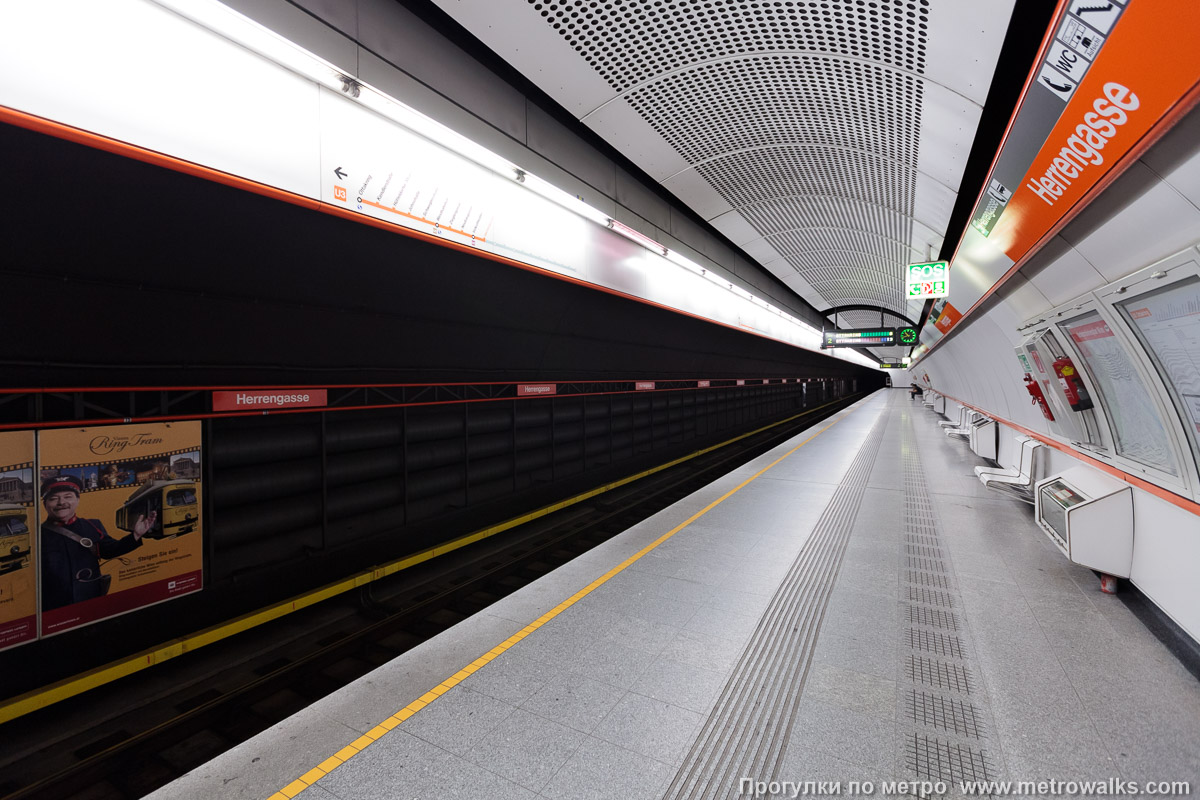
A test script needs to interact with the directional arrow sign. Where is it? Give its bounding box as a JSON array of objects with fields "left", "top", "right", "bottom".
[{"left": 334, "top": 167, "right": 347, "bottom": 179}]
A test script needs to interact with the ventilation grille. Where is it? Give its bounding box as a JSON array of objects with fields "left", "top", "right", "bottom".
[
  {"left": 625, "top": 56, "right": 922, "bottom": 164},
  {"left": 764, "top": 227, "right": 913, "bottom": 265},
  {"left": 697, "top": 147, "right": 916, "bottom": 212},
  {"left": 526, "top": 0, "right": 930, "bottom": 93},
  {"left": 523, "top": 0, "right": 934, "bottom": 315},
  {"left": 743, "top": 196, "right": 914, "bottom": 243}
]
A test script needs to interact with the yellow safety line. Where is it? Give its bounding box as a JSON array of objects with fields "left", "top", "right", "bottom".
[
  {"left": 0, "top": 394, "right": 858, "bottom": 725},
  {"left": 268, "top": 395, "right": 872, "bottom": 799}
]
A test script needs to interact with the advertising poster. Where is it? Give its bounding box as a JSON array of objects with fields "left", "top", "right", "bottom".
[
  {"left": 0, "top": 431, "right": 37, "bottom": 650},
  {"left": 37, "top": 422, "right": 203, "bottom": 636}
]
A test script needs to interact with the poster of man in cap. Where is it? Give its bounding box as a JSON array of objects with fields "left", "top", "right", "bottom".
[
  {"left": 0, "top": 430, "right": 37, "bottom": 651},
  {"left": 38, "top": 421, "right": 203, "bottom": 636}
]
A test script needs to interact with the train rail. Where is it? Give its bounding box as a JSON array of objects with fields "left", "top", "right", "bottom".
[{"left": 0, "top": 393, "right": 860, "bottom": 800}]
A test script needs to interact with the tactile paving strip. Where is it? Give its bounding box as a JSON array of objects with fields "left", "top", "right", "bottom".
[
  {"left": 661, "top": 404, "right": 889, "bottom": 800},
  {"left": 896, "top": 411, "right": 1003, "bottom": 788}
]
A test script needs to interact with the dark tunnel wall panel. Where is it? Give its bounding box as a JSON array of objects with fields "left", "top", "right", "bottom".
[{"left": 0, "top": 121, "right": 871, "bottom": 387}]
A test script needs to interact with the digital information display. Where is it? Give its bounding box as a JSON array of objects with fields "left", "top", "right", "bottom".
[
  {"left": 906, "top": 261, "right": 950, "bottom": 299},
  {"left": 822, "top": 328, "right": 897, "bottom": 348},
  {"left": 878, "top": 362, "right": 907, "bottom": 369}
]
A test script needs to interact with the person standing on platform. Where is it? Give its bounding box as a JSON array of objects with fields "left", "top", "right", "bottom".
[{"left": 39, "top": 475, "right": 155, "bottom": 611}]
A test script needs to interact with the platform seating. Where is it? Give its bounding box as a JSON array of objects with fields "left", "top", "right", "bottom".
[
  {"left": 975, "top": 436, "right": 1045, "bottom": 503},
  {"left": 941, "top": 405, "right": 980, "bottom": 439},
  {"left": 969, "top": 416, "right": 998, "bottom": 459}
]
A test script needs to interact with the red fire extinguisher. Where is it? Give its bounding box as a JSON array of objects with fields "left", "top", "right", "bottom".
[
  {"left": 1052, "top": 357, "right": 1094, "bottom": 412},
  {"left": 1023, "top": 373, "right": 1055, "bottom": 421}
]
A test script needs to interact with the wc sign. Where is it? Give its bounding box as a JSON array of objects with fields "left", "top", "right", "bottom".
[{"left": 905, "top": 261, "right": 949, "bottom": 299}]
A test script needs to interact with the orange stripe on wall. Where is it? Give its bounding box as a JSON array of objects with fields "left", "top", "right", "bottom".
[
  {"left": 0, "top": 105, "right": 819, "bottom": 353},
  {"left": 932, "top": 389, "right": 1200, "bottom": 518}
]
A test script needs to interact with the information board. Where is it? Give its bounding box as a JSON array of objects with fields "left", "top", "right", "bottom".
[
  {"left": 1062, "top": 313, "right": 1176, "bottom": 475},
  {"left": 821, "top": 328, "right": 897, "bottom": 349},
  {"left": 1117, "top": 276, "right": 1200, "bottom": 466}
]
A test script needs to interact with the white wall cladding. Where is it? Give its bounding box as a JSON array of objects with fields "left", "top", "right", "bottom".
[
  {"left": 915, "top": 106, "right": 1200, "bottom": 642},
  {"left": 434, "top": 0, "right": 1017, "bottom": 325}
]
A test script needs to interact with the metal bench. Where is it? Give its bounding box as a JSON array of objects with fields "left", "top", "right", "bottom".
[{"left": 975, "top": 436, "right": 1045, "bottom": 504}]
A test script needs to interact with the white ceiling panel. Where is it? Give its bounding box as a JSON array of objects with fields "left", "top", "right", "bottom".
[
  {"left": 424, "top": 0, "right": 614, "bottom": 116},
  {"left": 708, "top": 210, "right": 764, "bottom": 248},
  {"left": 659, "top": 167, "right": 734, "bottom": 221},
  {"left": 912, "top": 174, "right": 959, "bottom": 240},
  {"left": 917, "top": 81, "right": 984, "bottom": 189},
  {"left": 740, "top": 234, "right": 786, "bottom": 266},
  {"left": 923, "top": 0, "right": 1018, "bottom": 105},
  {"left": 584, "top": 98, "right": 692, "bottom": 182}
]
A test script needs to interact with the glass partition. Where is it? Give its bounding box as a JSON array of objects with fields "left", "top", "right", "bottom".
[
  {"left": 1116, "top": 275, "right": 1200, "bottom": 472},
  {"left": 1060, "top": 311, "right": 1177, "bottom": 475}
]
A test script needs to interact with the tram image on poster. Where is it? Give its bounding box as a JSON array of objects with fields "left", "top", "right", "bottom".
[
  {"left": 37, "top": 422, "right": 203, "bottom": 636},
  {"left": 0, "top": 431, "right": 37, "bottom": 651}
]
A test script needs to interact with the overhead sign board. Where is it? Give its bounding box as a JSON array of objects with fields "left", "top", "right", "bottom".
[
  {"left": 878, "top": 362, "right": 908, "bottom": 369},
  {"left": 905, "top": 261, "right": 949, "bottom": 299},
  {"left": 821, "top": 328, "right": 897, "bottom": 349}
]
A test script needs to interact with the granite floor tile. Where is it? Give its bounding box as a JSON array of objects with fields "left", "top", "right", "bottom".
[
  {"left": 812, "top": 629, "right": 898, "bottom": 681},
  {"left": 316, "top": 729, "right": 463, "bottom": 799},
  {"left": 464, "top": 708, "right": 585, "bottom": 792},
  {"left": 659, "top": 628, "right": 747, "bottom": 674},
  {"left": 786, "top": 696, "right": 896, "bottom": 770},
  {"left": 459, "top": 649, "right": 556, "bottom": 707},
  {"left": 540, "top": 737, "right": 674, "bottom": 800},
  {"left": 571, "top": 639, "right": 660, "bottom": 689},
  {"left": 801, "top": 662, "right": 896, "bottom": 717},
  {"left": 682, "top": 605, "right": 761, "bottom": 641},
  {"left": 520, "top": 670, "right": 627, "bottom": 734},
  {"left": 779, "top": 740, "right": 892, "bottom": 789},
  {"left": 591, "top": 692, "right": 704, "bottom": 765},
  {"left": 631, "top": 655, "right": 728, "bottom": 713},
  {"left": 398, "top": 686, "right": 514, "bottom": 756}
]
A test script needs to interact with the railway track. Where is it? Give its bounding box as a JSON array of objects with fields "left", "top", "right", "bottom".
[{"left": 0, "top": 394, "right": 859, "bottom": 800}]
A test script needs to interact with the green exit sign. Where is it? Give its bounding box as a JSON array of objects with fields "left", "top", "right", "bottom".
[{"left": 906, "top": 261, "right": 949, "bottom": 299}]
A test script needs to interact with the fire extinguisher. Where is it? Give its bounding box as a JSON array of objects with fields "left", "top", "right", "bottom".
[
  {"left": 1052, "top": 357, "right": 1094, "bottom": 412},
  {"left": 1023, "top": 373, "right": 1055, "bottom": 421}
]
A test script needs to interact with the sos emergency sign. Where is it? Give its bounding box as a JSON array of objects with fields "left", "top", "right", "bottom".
[{"left": 905, "top": 261, "right": 949, "bottom": 299}]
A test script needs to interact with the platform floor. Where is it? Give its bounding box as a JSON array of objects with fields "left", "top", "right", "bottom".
[{"left": 151, "top": 390, "right": 1200, "bottom": 800}]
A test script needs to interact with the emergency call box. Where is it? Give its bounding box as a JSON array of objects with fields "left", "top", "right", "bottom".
[{"left": 1034, "top": 466, "right": 1133, "bottom": 577}]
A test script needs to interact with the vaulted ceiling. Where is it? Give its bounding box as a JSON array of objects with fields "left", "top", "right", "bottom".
[{"left": 432, "top": 0, "right": 1021, "bottom": 360}]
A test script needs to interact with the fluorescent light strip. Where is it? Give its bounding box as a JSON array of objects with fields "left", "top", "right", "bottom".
[
  {"left": 607, "top": 218, "right": 667, "bottom": 256},
  {"left": 520, "top": 172, "right": 610, "bottom": 228},
  {"left": 147, "top": 0, "right": 837, "bottom": 359}
]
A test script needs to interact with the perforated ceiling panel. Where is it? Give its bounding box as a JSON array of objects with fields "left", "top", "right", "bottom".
[
  {"left": 433, "top": 0, "right": 1017, "bottom": 344},
  {"left": 527, "top": 0, "right": 929, "bottom": 92}
]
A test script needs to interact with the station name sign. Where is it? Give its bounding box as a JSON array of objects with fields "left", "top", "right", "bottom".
[
  {"left": 905, "top": 261, "right": 949, "bottom": 299},
  {"left": 213, "top": 390, "right": 327, "bottom": 411}
]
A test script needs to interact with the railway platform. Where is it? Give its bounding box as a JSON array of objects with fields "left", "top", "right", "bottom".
[{"left": 148, "top": 390, "right": 1200, "bottom": 800}]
